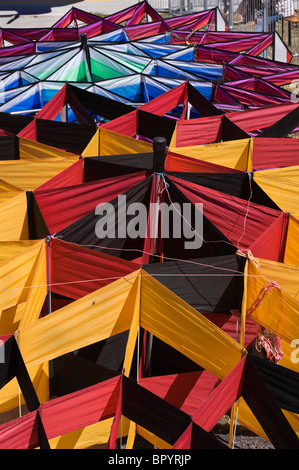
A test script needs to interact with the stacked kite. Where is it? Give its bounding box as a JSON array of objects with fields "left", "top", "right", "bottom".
[{"left": 0, "top": 2, "right": 298, "bottom": 450}]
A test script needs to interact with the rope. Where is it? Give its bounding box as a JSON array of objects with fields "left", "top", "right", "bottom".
[{"left": 163, "top": 179, "right": 238, "bottom": 250}]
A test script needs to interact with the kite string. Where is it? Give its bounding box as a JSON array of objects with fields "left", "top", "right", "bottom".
[
  {"left": 236, "top": 172, "right": 253, "bottom": 247},
  {"left": 0, "top": 173, "right": 277, "bottom": 295},
  {"left": 246, "top": 280, "right": 281, "bottom": 317},
  {"left": 73, "top": 242, "right": 248, "bottom": 276}
]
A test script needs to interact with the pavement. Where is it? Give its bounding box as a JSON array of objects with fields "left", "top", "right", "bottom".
[{"left": 0, "top": 0, "right": 140, "bottom": 28}]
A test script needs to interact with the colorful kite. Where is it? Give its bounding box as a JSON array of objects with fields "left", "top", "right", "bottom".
[{"left": 0, "top": 2, "right": 298, "bottom": 450}]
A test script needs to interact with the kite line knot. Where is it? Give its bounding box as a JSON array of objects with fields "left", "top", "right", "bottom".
[{"left": 255, "top": 326, "right": 284, "bottom": 363}]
